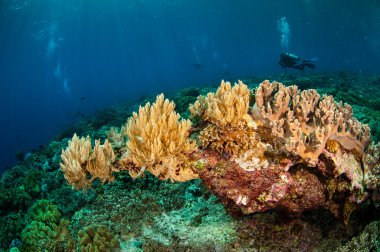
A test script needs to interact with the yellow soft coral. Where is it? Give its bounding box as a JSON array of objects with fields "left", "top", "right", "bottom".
[
  {"left": 124, "top": 94, "right": 198, "bottom": 182},
  {"left": 60, "top": 134, "right": 115, "bottom": 190},
  {"left": 191, "top": 80, "right": 257, "bottom": 155},
  {"left": 190, "top": 80, "right": 252, "bottom": 128}
]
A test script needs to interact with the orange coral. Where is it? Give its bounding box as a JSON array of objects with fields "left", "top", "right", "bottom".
[{"left": 326, "top": 140, "right": 340, "bottom": 153}]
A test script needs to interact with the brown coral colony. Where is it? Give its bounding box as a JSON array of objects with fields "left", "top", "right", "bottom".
[{"left": 60, "top": 80, "right": 380, "bottom": 223}]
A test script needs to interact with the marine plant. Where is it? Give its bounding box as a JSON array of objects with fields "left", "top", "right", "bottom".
[{"left": 59, "top": 80, "right": 380, "bottom": 224}]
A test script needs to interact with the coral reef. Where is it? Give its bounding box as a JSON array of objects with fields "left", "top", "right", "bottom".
[
  {"left": 363, "top": 142, "right": 380, "bottom": 193},
  {"left": 0, "top": 212, "right": 24, "bottom": 249},
  {"left": 0, "top": 165, "right": 44, "bottom": 214},
  {"left": 169, "top": 87, "right": 200, "bottom": 115},
  {"left": 3, "top": 73, "right": 380, "bottom": 251},
  {"left": 194, "top": 80, "right": 374, "bottom": 224},
  {"left": 141, "top": 196, "right": 236, "bottom": 249},
  {"left": 59, "top": 79, "right": 379, "bottom": 224},
  {"left": 48, "top": 186, "right": 97, "bottom": 215}
]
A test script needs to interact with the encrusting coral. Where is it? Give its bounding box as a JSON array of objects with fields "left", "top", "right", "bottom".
[
  {"left": 59, "top": 79, "right": 380, "bottom": 223},
  {"left": 363, "top": 142, "right": 380, "bottom": 191}
]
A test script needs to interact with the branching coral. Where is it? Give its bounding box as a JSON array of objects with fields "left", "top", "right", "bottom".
[
  {"left": 123, "top": 94, "right": 198, "bottom": 182},
  {"left": 252, "top": 80, "right": 371, "bottom": 166},
  {"left": 60, "top": 134, "right": 116, "bottom": 190}
]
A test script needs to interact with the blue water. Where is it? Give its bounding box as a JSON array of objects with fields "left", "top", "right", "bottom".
[{"left": 0, "top": 0, "right": 379, "bottom": 172}]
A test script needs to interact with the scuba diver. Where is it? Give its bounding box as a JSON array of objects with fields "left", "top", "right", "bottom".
[{"left": 279, "top": 52, "right": 317, "bottom": 72}]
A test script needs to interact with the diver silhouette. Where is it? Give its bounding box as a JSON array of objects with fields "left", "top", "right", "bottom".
[{"left": 279, "top": 52, "right": 317, "bottom": 73}]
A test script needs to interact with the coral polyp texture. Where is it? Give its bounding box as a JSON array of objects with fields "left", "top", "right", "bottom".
[{"left": 60, "top": 80, "right": 380, "bottom": 224}]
